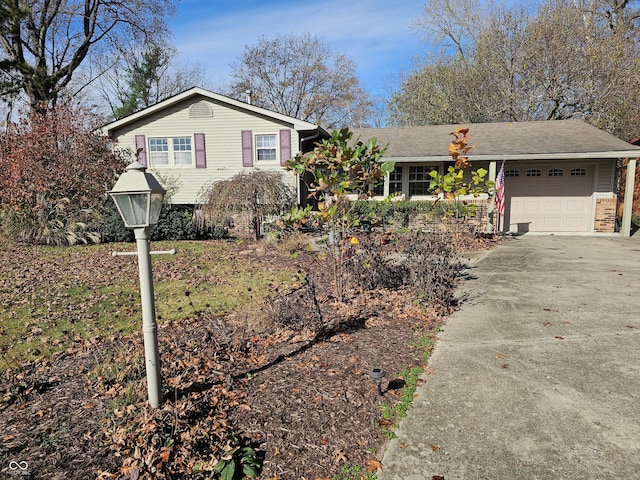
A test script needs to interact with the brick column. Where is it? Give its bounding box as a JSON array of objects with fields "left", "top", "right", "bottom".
[{"left": 594, "top": 198, "right": 617, "bottom": 233}]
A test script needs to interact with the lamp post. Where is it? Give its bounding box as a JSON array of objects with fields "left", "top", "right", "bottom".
[{"left": 109, "top": 161, "right": 165, "bottom": 408}]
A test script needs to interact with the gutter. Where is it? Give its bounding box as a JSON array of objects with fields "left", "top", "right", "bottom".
[{"left": 383, "top": 151, "right": 640, "bottom": 163}]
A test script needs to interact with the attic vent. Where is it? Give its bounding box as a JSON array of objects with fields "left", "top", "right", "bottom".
[{"left": 189, "top": 101, "right": 213, "bottom": 118}]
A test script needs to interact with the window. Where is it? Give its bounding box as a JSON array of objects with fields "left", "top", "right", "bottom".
[
  {"left": 149, "top": 137, "right": 193, "bottom": 167},
  {"left": 548, "top": 168, "right": 563, "bottom": 177},
  {"left": 571, "top": 168, "right": 587, "bottom": 176},
  {"left": 149, "top": 138, "right": 169, "bottom": 165},
  {"left": 389, "top": 166, "right": 403, "bottom": 195},
  {"left": 409, "top": 165, "right": 436, "bottom": 196},
  {"left": 526, "top": 169, "right": 541, "bottom": 177},
  {"left": 505, "top": 170, "right": 519, "bottom": 177},
  {"left": 256, "top": 134, "right": 277, "bottom": 161},
  {"left": 173, "top": 138, "right": 192, "bottom": 165},
  {"left": 371, "top": 166, "right": 403, "bottom": 197}
]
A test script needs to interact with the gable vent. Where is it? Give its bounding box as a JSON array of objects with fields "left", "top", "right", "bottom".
[{"left": 189, "top": 101, "right": 213, "bottom": 118}]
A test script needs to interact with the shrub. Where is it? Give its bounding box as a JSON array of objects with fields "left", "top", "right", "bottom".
[
  {"left": 344, "top": 230, "right": 461, "bottom": 310},
  {"left": 1, "top": 193, "right": 101, "bottom": 245},
  {"left": 0, "top": 104, "right": 126, "bottom": 245},
  {"left": 197, "top": 171, "right": 296, "bottom": 240},
  {"left": 97, "top": 201, "right": 228, "bottom": 243}
]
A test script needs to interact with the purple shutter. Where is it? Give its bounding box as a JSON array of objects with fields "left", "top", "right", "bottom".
[
  {"left": 135, "top": 135, "right": 147, "bottom": 166},
  {"left": 279, "top": 129, "right": 291, "bottom": 166},
  {"left": 241, "top": 130, "right": 253, "bottom": 167},
  {"left": 194, "top": 133, "right": 206, "bottom": 168}
]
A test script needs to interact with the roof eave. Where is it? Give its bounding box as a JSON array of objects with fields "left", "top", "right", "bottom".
[
  {"left": 101, "top": 86, "right": 321, "bottom": 136},
  {"left": 386, "top": 151, "right": 640, "bottom": 163}
]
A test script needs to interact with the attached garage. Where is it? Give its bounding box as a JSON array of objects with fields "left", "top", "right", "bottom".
[
  {"left": 504, "top": 164, "right": 594, "bottom": 233},
  {"left": 352, "top": 120, "right": 640, "bottom": 235}
]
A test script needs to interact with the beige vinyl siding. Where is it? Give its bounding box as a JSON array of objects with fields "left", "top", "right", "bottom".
[
  {"left": 594, "top": 159, "right": 615, "bottom": 194},
  {"left": 110, "top": 99, "right": 299, "bottom": 204}
]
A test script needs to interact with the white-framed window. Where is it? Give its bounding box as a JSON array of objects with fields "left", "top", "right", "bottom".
[
  {"left": 149, "top": 138, "right": 169, "bottom": 165},
  {"left": 149, "top": 136, "right": 193, "bottom": 167},
  {"left": 256, "top": 134, "right": 277, "bottom": 161},
  {"left": 389, "top": 166, "right": 403, "bottom": 195},
  {"left": 409, "top": 165, "right": 437, "bottom": 196},
  {"left": 505, "top": 170, "right": 519, "bottom": 177},
  {"left": 571, "top": 168, "right": 587, "bottom": 176},
  {"left": 173, "top": 138, "right": 193, "bottom": 165},
  {"left": 526, "top": 169, "right": 541, "bottom": 177},
  {"left": 548, "top": 168, "right": 563, "bottom": 177}
]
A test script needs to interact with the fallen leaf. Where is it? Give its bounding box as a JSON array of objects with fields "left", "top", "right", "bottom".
[
  {"left": 431, "top": 444, "right": 441, "bottom": 451},
  {"left": 366, "top": 458, "right": 383, "bottom": 472},
  {"left": 333, "top": 449, "right": 348, "bottom": 464}
]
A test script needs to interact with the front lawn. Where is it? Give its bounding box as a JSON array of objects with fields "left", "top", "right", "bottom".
[
  {"left": 0, "top": 231, "right": 496, "bottom": 479},
  {"left": 0, "top": 240, "right": 297, "bottom": 371}
]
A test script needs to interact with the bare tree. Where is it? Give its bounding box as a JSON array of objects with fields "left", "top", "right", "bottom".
[
  {"left": 412, "top": 0, "right": 504, "bottom": 58},
  {"left": 0, "top": 0, "right": 177, "bottom": 111},
  {"left": 88, "top": 40, "right": 208, "bottom": 119},
  {"left": 229, "top": 32, "right": 374, "bottom": 128},
  {"left": 389, "top": 0, "right": 640, "bottom": 139}
]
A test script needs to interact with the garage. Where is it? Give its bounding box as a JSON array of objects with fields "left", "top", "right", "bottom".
[
  {"left": 504, "top": 165, "right": 593, "bottom": 233},
  {"left": 352, "top": 119, "right": 640, "bottom": 235}
]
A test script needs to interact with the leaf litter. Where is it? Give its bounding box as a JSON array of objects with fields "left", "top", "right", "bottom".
[{"left": 0, "top": 233, "right": 497, "bottom": 478}]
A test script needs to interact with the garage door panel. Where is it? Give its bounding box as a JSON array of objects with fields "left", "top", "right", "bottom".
[
  {"left": 505, "top": 165, "right": 593, "bottom": 233},
  {"left": 508, "top": 196, "right": 590, "bottom": 231}
]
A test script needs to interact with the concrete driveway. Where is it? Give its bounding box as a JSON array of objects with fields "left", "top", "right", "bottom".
[{"left": 379, "top": 235, "right": 640, "bottom": 480}]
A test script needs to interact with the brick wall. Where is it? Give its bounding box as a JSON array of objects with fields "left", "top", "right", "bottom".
[
  {"left": 594, "top": 198, "right": 617, "bottom": 233},
  {"left": 408, "top": 199, "right": 491, "bottom": 233}
]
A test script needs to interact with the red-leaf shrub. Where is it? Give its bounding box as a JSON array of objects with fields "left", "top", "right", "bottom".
[{"left": 0, "top": 104, "right": 127, "bottom": 244}]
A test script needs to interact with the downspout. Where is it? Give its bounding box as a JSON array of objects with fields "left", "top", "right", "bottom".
[{"left": 621, "top": 157, "right": 637, "bottom": 237}]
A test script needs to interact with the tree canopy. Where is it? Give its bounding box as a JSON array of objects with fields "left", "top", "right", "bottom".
[
  {"left": 0, "top": 0, "right": 177, "bottom": 111},
  {"left": 228, "top": 32, "right": 374, "bottom": 129},
  {"left": 388, "top": 0, "right": 640, "bottom": 140},
  {"left": 90, "top": 40, "right": 208, "bottom": 120}
]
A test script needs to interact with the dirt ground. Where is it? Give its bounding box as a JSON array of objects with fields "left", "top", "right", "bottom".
[{"left": 0, "top": 233, "right": 497, "bottom": 479}]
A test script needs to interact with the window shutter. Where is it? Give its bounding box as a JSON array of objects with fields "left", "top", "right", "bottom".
[
  {"left": 241, "top": 130, "right": 253, "bottom": 167},
  {"left": 135, "top": 135, "right": 147, "bottom": 166},
  {"left": 279, "top": 129, "right": 291, "bottom": 166},
  {"left": 194, "top": 133, "right": 206, "bottom": 169}
]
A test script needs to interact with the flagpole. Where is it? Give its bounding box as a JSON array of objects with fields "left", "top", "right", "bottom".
[{"left": 494, "top": 160, "right": 506, "bottom": 234}]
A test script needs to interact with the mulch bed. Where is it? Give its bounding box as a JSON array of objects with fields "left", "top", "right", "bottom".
[{"left": 0, "top": 233, "right": 498, "bottom": 479}]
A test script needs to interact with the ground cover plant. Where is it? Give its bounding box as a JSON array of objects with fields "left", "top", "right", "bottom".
[{"left": 0, "top": 230, "right": 498, "bottom": 479}]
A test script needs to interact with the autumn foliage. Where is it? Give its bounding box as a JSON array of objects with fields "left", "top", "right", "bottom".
[{"left": 0, "top": 104, "right": 126, "bottom": 244}]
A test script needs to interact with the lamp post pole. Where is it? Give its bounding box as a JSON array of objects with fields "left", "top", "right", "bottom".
[
  {"left": 109, "top": 161, "right": 167, "bottom": 408},
  {"left": 135, "top": 226, "right": 162, "bottom": 408}
]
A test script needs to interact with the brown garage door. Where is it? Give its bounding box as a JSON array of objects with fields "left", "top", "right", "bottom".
[{"left": 504, "top": 165, "right": 593, "bottom": 233}]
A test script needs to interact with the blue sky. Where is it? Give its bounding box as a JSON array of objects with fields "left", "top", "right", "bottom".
[{"left": 168, "top": 0, "right": 427, "bottom": 99}]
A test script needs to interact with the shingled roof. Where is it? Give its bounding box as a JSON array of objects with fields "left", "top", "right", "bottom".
[{"left": 351, "top": 120, "right": 640, "bottom": 162}]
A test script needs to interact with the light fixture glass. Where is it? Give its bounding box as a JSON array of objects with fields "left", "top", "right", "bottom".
[{"left": 109, "top": 162, "right": 166, "bottom": 228}]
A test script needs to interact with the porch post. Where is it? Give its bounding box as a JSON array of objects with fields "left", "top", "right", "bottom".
[
  {"left": 486, "top": 161, "right": 497, "bottom": 233},
  {"left": 621, "top": 157, "right": 637, "bottom": 237}
]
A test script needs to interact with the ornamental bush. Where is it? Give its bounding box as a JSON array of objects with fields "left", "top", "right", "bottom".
[{"left": 0, "top": 104, "right": 126, "bottom": 245}]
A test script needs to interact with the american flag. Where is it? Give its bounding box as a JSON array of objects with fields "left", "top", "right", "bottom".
[{"left": 495, "top": 161, "right": 505, "bottom": 217}]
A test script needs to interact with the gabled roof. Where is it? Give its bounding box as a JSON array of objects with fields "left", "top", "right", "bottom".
[
  {"left": 101, "top": 86, "right": 324, "bottom": 136},
  {"left": 352, "top": 120, "right": 640, "bottom": 162}
]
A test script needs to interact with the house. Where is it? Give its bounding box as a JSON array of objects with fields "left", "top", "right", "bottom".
[
  {"left": 100, "top": 87, "right": 328, "bottom": 205},
  {"left": 103, "top": 88, "right": 640, "bottom": 236},
  {"left": 352, "top": 120, "right": 640, "bottom": 235}
]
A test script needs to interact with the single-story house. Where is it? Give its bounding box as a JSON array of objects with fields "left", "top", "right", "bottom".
[
  {"left": 352, "top": 121, "right": 640, "bottom": 235},
  {"left": 100, "top": 86, "right": 328, "bottom": 205},
  {"left": 102, "top": 87, "right": 640, "bottom": 236}
]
